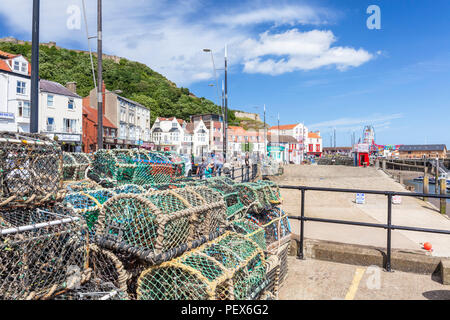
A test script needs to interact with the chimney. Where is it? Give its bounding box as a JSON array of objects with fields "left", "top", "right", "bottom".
[{"left": 66, "top": 82, "right": 77, "bottom": 94}]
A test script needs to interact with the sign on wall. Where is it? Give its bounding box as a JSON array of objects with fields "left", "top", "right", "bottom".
[{"left": 0, "top": 112, "right": 15, "bottom": 120}]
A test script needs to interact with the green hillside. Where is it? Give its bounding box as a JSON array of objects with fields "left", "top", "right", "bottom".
[{"left": 0, "top": 41, "right": 228, "bottom": 124}]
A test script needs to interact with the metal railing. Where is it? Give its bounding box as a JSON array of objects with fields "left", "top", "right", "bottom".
[
  {"left": 187, "top": 163, "right": 258, "bottom": 183},
  {"left": 279, "top": 185, "right": 450, "bottom": 272}
]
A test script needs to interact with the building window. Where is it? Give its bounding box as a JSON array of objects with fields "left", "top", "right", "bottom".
[
  {"left": 21, "top": 62, "right": 27, "bottom": 73},
  {"left": 16, "top": 81, "right": 26, "bottom": 94},
  {"left": 14, "top": 61, "right": 20, "bottom": 71},
  {"left": 68, "top": 98, "right": 74, "bottom": 110},
  {"left": 63, "top": 118, "right": 77, "bottom": 133},
  {"left": 120, "top": 107, "right": 127, "bottom": 122},
  {"left": 47, "top": 95, "right": 54, "bottom": 107},
  {"left": 120, "top": 124, "right": 126, "bottom": 138},
  {"left": 47, "top": 117, "right": 55, "bottom": 132},
  {"left": 18, "top": 101, "right": 30, "bottom": 118}
]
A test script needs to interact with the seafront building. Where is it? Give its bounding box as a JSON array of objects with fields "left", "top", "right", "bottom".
[
  {"left": 39, "top": 80, "right": 83, "bottom": 152},
  {"left": 398, "top": 145, "right": 447, "bottom": 159},
  {"left": 150, "top": 116, "right": 210, "bottom": 157},
  {"left": 268, "top": 123, "right": 309, "bottom": 163},
  {"left": 305, "top": 131, "right": 323, "bottom": 158},
  {"left": 85, "top": 82, "right": 152, "bottom": 149},
  {"left": 0, "top": 50, "right": 31, "bottom": 132}
]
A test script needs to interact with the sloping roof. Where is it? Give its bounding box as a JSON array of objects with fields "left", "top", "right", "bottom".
[
  {"left": 82, "top": 105, "right": 117, "bottom": 129},
  {"left": 117, "top": 94, "right": 146, "bottom": 109},
  {"left": 40, "top": 79, "right": 81, "bottom": 98},
  {"left": 0, "top": 59, "right": 11, "bottom": 72},
  {"left": 269, "top": 124, "right": 298, "bottom": 130},
  {"left": 308, "top": 132, "right": 321, "bottom": 139},
  {"left": 399, "top": 144, "right": 446, "bottom": 152},
  {"left": 0, "top": 50, "right": 18, "bottom": 59},
  {"left": 0, "top": 51, "right": 31, "bottom": 76},
  {"left": 267, "top": 134, "right": 298, "bottom": 143},
  {"left": 185, "top": 123, "right": 194, "bottom": 134}
]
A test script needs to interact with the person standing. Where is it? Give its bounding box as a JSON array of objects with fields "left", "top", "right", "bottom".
[{"left": 196, "top": 157, "right": 207, "bottom": 179}]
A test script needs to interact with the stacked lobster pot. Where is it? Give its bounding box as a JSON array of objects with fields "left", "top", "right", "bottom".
[
  {"left": 62, "top": 185, "right": 147, "bottom": 235},
  {"left": 62, "top": 152, "right": 92, "bottom": 182},
  {"left": 0, "top": 132, "right": 65, "bottom": 208},
  {"left": 0, "top": 133, "right": 91, "bottom": 300},
  {"left": 227, "top": 179, "right": 290, "bottom": 299},
  {"left": 136, "top": 232, "right": 267, "bottom": 300},
  {"left": 93, "top": 186, "right": 229, "bottom": 299},
  {"left": 202, "top": 177, "right": 248, "bottom": 221},
  {"left": 88, "top": 149, "right": 181, "bottom": 187}
]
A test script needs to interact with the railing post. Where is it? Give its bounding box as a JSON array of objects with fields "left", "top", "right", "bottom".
[
  {"left": 232, "top": 167, "right": 235, "bottom": 180},
  {"left": 386, "top": 193, "right": 392, "bottom": 272},
  {"left": 298, "top": 188, "right": 305, "bottom": 260},
  {"left": 241, "top": 167, "right": 244, "bottom": 182}
]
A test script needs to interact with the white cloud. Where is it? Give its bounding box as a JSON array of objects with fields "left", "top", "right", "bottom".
[
  {"left": 214, "top": 5, "right": 331, "bottom": 27},
  {"left": 240, "top": 29, "right": 373, "bottom": 75},
  {"left": 308, "top": 113, "right": 403, "bottom": 130},
  {"left": 0, "top": 0, "right": 374, "bottom": 85}
]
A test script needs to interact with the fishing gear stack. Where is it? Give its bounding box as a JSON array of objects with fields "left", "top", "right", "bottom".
[
  {"left": 0, "top": 133, "right": 89, "bottom": 300},
  {"left": 1, "top": 140, "right": 291, "bottom": 300}
]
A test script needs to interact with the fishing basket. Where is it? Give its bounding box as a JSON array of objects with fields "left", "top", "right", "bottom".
[
  {"left": 136, "top": 232, "right": 266, "bottom": 300},
  {"left": 96, "top": 186, "right": 227, "bottom": 265},
  {"left": 0, "top": 132, "right": 64, "bottom": 208},
  {"left": 62, "top": 152, "right": 91, "bottom": 181},
  {"left": 89, "top": 149, "right": 180, "bottom": 186},
  {"left": 0, "top": 205, "right": 89, "bottom": 300}
]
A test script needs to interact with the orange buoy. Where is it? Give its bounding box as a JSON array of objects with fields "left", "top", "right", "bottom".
[{"left": 423, "top": 242, "right": 432, "bottom": 251}]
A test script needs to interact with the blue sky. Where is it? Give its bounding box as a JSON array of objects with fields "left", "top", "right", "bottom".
[{"left": 0, "top": 0, "right": 449, "bottom": 147}]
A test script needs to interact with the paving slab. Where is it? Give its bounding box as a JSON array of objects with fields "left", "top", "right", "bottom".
[{"left": 279, "top": 257, "right": 450, "bottom": 300}]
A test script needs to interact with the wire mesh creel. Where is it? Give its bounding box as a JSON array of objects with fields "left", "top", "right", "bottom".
[
  {"left": 96, "top": 186, "right": 228, "bottom": 265},
  {"left": 0, "top": 132, "right": 65, "bottom": 208},
  {"left": 52, "top": 244, "right": 129, "bottom": 300},
  {"left": 63, "top": 185, "right": 147, "bottom": 235},
  {"left": 89, "top": 149, "right": 180, "bottom": 186},
  {"left": 136, "top": 231, "right": 266, "bottom": 300},
  {"left": 63, "top": 152, "right": 92, "bottom": 181},
  {"left": 0, "top": 206, "right": 90, "bottom": 300}
]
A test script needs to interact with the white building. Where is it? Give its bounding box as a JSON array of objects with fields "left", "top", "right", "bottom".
[
  {"left": 306, "top": 131, "right": 323, "bottom": 158},
  {"left": 268, "top": 123, "right": 308, "bottom": 164},
  {"left": 151, "top": 117, "right": 209, "bottom": 157},
  {"left": 86, "top": 84, "right": 151, "bottom": 148},
  {"left": 0, "top": 50, "right": 31, "bottom": 132},
  {"left": 39, "top": 80, "right": 83, "bottom": 151}
]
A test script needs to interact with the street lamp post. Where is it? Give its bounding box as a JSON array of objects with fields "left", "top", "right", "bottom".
[
  {"left": 30, "top": 0, "right": 40, "bottom": 133},
  {"left": 97, "top": 0, "right": 103, "bottom": 150},
  {"left": 224, "top": 45, "right": 228, "bottom": 163}
]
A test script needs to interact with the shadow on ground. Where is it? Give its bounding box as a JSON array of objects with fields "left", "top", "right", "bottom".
[{"left": 422, "top": 290, "right": 450, "bottom": 300}]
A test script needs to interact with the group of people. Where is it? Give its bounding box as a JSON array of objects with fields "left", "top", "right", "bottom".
[
  {"left": 195, "top": 152, "right": 251, "bottom": 179},
  {"left": 195, "top": 152, "right": 224, "bottom": 179}
]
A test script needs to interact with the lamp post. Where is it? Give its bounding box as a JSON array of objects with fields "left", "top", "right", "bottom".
[
  {"left": 224, "top": 45, "right": 228, "bottom": 163},
  {"left": 30, "top": 0, "right": 40, "bottom": 133},
  {"left": 97, "top": 0, "right": 103, "bottom": 150}
]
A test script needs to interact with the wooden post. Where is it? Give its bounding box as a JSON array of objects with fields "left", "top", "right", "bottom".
[
  {"left": 375, "top": 159, "right": 379, "bottom": 169},
  {"left": 382, "top": 159, "right": 386, "bottom": 171},
  {"left": 440, "top": 178, "right": 447, "bottom": 215},
  {"left": 399, "top": 174, "right": 403, "bottom": 185},
  {"left": 435, "top": 158, "right": 440, "bottom": 187},
  {"left": 423, "top": 174, "right": 429, "bottom": 202}
]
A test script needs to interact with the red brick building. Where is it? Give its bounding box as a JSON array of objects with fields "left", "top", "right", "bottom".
[{"left": 82, "top": 97, "right": 117, "bottom": 153}]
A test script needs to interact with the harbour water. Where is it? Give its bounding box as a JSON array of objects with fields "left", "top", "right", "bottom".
[{"left": 405, "top": 179, "right": 449, "bottom": 217}]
